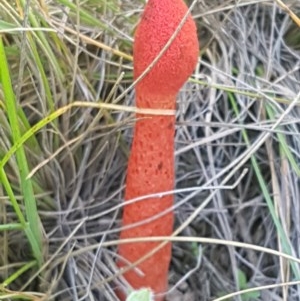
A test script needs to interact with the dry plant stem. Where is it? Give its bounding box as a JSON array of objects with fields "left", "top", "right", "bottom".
[{"left": 116, "top": 0, "right": 199, "bottom": 300}]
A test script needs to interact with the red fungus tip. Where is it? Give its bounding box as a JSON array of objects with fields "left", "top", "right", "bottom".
[{"left": 134, "top": 0, "right": 199, "bottom": 103}]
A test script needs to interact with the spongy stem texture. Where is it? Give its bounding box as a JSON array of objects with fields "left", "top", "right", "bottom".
[
  {"left": 117, "top": 0, "right": 199, "bottom": 300},
  {"left": 118, "top": 103, "right": 175, "bottom": 301}
]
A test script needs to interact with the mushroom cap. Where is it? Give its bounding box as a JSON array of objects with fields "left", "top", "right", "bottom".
[{"left": 134, "top": 0, "right": 199, "bottom": 104}]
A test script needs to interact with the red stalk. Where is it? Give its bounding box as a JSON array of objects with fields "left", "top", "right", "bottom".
[{"left": 117, "top": 0, "right": 199, "bottom": 300}]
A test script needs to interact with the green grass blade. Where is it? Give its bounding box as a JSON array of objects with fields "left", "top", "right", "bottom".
[
  {"left": 1, "top": 261, "right": 36, "bottom": 288},
  {"left": 0, "top": 168, "right": 40, "bottom": 267},
  {"left": 0, "top": 223, "right": 24, "bottom": 231},
  {"left": 57, "top": 0, "right": 119, "bottom": 30},
  {"left": 0, "top": 168, "right": 27, "bottom": 227},
  {"left": 0, "top": 36, "right": 42, "bottom": 266},
  {"left": 228, "top": 92, "right": 300, "bottom": 279},
  {"left": 266, "top": 103, "right": 300, "bottom": 176}
]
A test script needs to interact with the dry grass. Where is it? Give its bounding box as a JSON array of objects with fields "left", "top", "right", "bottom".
[{"left": 0, "top": 0, "right": 300, "bottom": 300}]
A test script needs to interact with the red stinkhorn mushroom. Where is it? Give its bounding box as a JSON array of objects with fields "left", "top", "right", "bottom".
[{"left": 117, "top": 0, "right": 199, "bottom": 300}]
